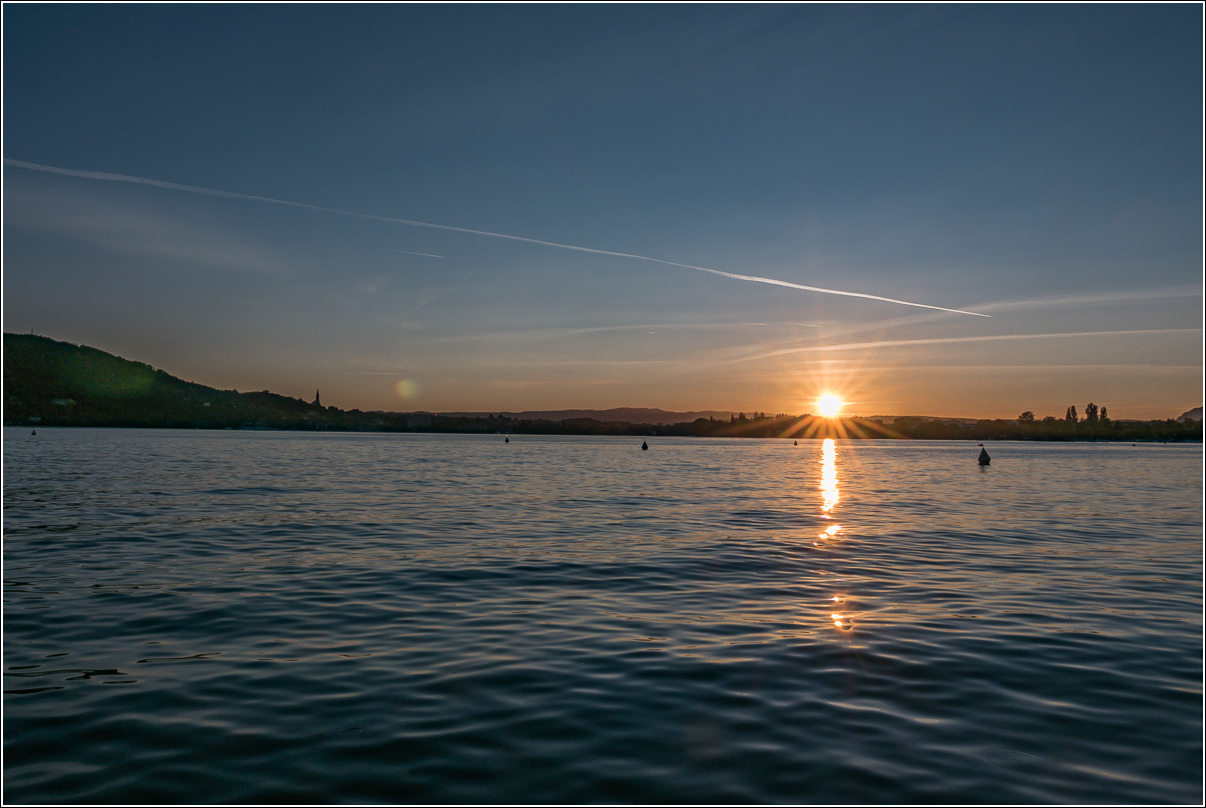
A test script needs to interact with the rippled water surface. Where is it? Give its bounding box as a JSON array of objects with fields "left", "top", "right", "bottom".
[{"left": 4, "top": 429, "right": 1202, "bottom": 803}]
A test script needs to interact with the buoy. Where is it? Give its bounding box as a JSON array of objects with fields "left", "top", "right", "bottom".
[
  {"left": 505, "top": 435, "right": 509, "bottom": 443},
  {"left": 31, "top": 429, "right": 37, "bottom": 436},
  {"left": 641, "top": 440, "right": 648, "bottom": 451},
  {"left": 794, "top": 440, "right": 798, "bottom": 446},
  {"left": 977, "top": 444, "right": 990, "bottom": 465}
]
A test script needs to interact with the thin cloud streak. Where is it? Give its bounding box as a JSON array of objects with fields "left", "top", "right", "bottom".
[
  {"left": 387, "top": 249, "right": 444, "bottom": 258},
  {"left": 4, "top": 182, "right": 291, "bottom": 275},
  {"left": 772, "top": 363, "right": 1204, "bottom": 371},
  {"left": 427, "top": 321, "right": 816, "bottom": 343},
  {"left": 735, "top": 328, "right": 1202, "bottom": 362},
  {"left": 970, "top": 286, "right": 1203, "bottom": 313},
  {"left": 5, "top": 159, "right": 989, "bottom": 317},
  {"left": 327, "top": 358, "right": 684, "bottom": 374}
]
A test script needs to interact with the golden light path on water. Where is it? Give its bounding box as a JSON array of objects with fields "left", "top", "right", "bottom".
[
  {"left": 820, "top": 438, "right": 839, "bottom": 515},
  {"left": 817, "top": 438, "right": 852, "bottom": 631}
]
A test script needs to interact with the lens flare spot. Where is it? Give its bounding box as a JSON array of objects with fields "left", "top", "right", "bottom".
[{"left": 394, "top": 379, "right": 419, "bottom": 399}]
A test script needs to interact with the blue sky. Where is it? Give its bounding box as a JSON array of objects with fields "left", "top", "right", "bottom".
[{"left": 3, "top": 4, "right": 1201, "bottom": 417}]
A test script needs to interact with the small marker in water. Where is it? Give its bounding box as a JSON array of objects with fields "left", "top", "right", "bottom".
[{"left": 641, "top": 440, "right": 648, "bottom": 451}]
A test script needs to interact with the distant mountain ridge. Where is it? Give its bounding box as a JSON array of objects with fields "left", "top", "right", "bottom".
[
  {"left": 1177, "top": 406, "right": 1202, "bottom": 423},
  {"left": 864, "top": 415, "right": 980, "bottom": 426},
  {"left": 438, "top": 408, "right": 738, "bottom": 425}
]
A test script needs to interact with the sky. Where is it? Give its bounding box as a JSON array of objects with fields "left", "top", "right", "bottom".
[{"left": 3, "top": 4, "right": 1202, "bottom": 419}]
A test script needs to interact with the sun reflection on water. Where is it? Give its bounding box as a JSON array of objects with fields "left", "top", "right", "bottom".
[
  {"left": 816, "top": 438, "right": 854, "bottom": 631},
  {"left": 820, "top": 438, "right": 839, "bottom": 515}
]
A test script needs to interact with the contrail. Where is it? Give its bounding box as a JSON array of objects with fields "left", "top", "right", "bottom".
[{"left": 5, "top": 158, "right": 989, "bottom": 317}]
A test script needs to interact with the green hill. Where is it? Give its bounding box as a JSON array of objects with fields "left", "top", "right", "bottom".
[{"left": 2, "top": 333, "right": 376, "bottom": 430}]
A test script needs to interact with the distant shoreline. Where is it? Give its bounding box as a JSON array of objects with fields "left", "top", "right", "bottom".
[
  {"left": 5, "top": 333, "right": 1202, "bottom": 442},
  {"left": 8, "top": 415, "right": 1202, "bottom": 444},
  {"left": 7, "top": 424, "right": 1203, "bottom": 445}
]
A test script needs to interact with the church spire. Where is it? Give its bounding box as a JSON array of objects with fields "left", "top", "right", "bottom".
[{"left": 313, "top": 389, "right": 321, "bottom": 408}]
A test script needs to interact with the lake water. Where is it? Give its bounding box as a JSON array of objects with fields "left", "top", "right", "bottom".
[{"left": 3, "top": 429, "right": 1202, "bottom": 803}]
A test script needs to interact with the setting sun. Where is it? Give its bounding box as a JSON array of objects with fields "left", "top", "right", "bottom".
[{"left": 817, "top": 395, "right": 843, "bottom": 418}]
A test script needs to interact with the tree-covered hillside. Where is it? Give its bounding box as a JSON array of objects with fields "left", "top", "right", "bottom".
[{"left": 3, "top": 334, "right": 385, "bottom": 430}]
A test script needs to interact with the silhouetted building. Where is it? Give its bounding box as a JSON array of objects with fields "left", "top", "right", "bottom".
[{"left": 313, "top": 390, "right": 321, "bottom": 408}]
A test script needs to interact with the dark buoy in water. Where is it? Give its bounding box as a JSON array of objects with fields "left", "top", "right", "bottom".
[
  {"left": 977, "top": 444, "right": 991, "bottom": 466},
  {"left": 641, "top": 440, "right": 648, "bottom": 451},
  {"left": 31, "top": 428, "right": 37, "bottom": 436},
  {"left": 505, "top": 435, "right": 509, "bottom": 443},
  {"left": 794, "top": 440, "right": 798, "bottom": 446}
]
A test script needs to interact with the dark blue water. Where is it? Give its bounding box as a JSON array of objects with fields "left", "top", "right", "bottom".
[{"left": 3, "top": 429, "right": 1201, "bottom": 803}]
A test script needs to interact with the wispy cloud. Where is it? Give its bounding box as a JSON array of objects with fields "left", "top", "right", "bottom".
[
  {"left": 760, "top": 362, "right": 1204, "bottom": 372},
  {"left": 386, "top": 249, "right": 444, "bottom": 258},
  {"left": 969, "top": 286, "right": 1203, "bottom": 313},
  {"left": 733, "top": 328, "right": 1202, "bottom": 362},
  {"left": 4, "top": 181, "right": 289, "bottom": 274},
  {"left": 427, "top": 321, "right": 819, "bottom": 343},
  {"left": 5, "top": 159, "right": 988, "bottom": 317},
  {"left": 397, "top": 285, "right": 458, "bottom": 317}
]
